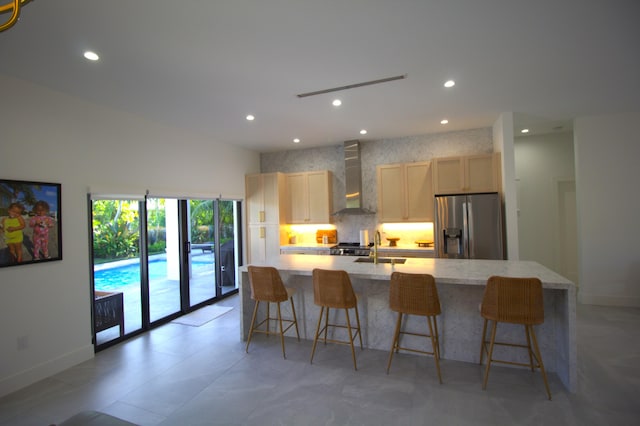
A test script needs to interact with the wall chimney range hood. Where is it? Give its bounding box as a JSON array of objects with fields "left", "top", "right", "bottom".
[{"left": 332, "top": 140, "right": 375, "bottom": 215}]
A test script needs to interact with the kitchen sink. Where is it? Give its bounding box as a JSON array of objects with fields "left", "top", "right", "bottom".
[{"left": 353, "top": 257, "right": 407, "bottom": 264}]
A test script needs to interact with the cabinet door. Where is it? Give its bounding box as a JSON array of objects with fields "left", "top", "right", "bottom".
[
  {"left": 307, "top": 171, "right": 331, "bottom": 223},
  {"left": 286, "top": 171, "right": 332, "bottom": 224},
  {"left": 286, "top": 173, "right": 307, "bottom": 223},
  {"left": 405, "top": 161, "right": 433, "bottom": 221},
  {"left": 262, "top": 173, "right": 282, "bottom": 223},
  {"left": 246, "top": 173, "right": 283, "bottom": 224},
  {"left": 466, "top": 154, "right": 499, "bottom": 193},
  {"left": 434, "top": 157, "right": 465, "bottom": 194},
  {"left": 245, "top": 174, "right": 264, "bottom": 223},
  {"left": 377, "top": 164, "right": 405, "bottom": 222},
  {"left": 247, "top": 225, "right": 266, "bottom": 263},
  {"left": 248, "top": 224, "right": 282, "bottom": 263}
]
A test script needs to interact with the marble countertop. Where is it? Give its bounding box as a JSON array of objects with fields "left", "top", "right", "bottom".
[{"left": 241, "top": 255, "right": 575, "bottom": 290}]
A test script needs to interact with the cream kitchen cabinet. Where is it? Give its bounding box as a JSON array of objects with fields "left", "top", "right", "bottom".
[
  {"left": 377, "top": 161, "right": 433, "bottom": 222},
  {"left": 245, "top": 172, "right": 286, "bottom": 263},
  {"left": 285, "top": 170, "right": 333, "bottom": 224},
  {"left": 433, "top": 153, "right": 501, "bottom": 194},
  {"left": 248, "top": 224, "right": 286, "bottom": 263},
  {"left": 245, "top": 172, "right": 286, "bottom": 225}
]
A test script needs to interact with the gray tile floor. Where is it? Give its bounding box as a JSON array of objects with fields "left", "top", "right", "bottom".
[{"left": 1, "top": 296, "right": 638, "bottom": 426}]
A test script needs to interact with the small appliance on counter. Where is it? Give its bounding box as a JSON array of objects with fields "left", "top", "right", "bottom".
[{"left": 359, "top": 229, "right": 369, "bottom": 247}]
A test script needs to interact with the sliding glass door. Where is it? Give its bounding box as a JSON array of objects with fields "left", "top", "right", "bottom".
[
  {"left": 147, "top": 197, "right": 182, "bottom": 322},
  {"left": 187, "top": 199, "right": 217, "bottom": 306},
  {"left": 91, "top": 196, "right": 241, "bottom": 350},
  {"left": 91, "top": 199, "right": 143, "bottom": 345},
  {"left": 187, "top": 199, "right": 240, "bottom": 305}
]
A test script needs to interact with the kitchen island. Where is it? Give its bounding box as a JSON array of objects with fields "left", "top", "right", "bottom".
[{"left": 239, "top": 255, "right": 577, "bottom": 391}]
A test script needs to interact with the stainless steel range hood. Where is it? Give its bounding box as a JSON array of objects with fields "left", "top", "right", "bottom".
[{"left": 332, "top": 140, "right": 375, "bottom": 215}]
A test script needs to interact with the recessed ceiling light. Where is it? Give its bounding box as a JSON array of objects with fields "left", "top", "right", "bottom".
[
  {"left": 332, "top": 99, "right": 342, "bottom": 107},
  {"left": 444, "top": 80, "right": 455, "bottom": 88},
  {"left": 521, "top": 128, "right": 529, "bottom": 133},
  {"left": 359, "top": 129, "right": 367, "bottom": 135},
  {"left": 83, "top": 51, "right": 99, "bottom": 61},
  {"left": 293, "top": 138, "right": 300, "bottom": 143},
  {"left": 440, "top": 119, "right": 449, "bottom": 124},
  {"left": 246, "top": 114, "right": 255, "bottom": 121}
]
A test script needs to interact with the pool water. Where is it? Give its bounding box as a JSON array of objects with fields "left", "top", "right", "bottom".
[{"left": 94, "top": 259, "right": 212, "bottom": 291}]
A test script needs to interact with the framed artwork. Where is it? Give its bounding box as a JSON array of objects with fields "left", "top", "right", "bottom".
[{"left": 0, "top": 179, "right": 62, "bottom": 267}]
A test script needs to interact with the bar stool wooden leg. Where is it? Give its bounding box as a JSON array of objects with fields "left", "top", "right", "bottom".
[
  {"left": 310, "top": 306, "right": 325, "bottom": 364},
  {"left": 354, "top": 304, "right": 363, "bottom": 349},
  {"left": 433, "top": 316, "right": 441, "bottom": 360},
  {"left": 529, "top": 325, "right": 552, "bottom": 400},
  {"left": 265, "top": 302, "right": 270, "bottom": 334},
  {"left": 427, "top": 315, "right": 443, "bottom": 384},
  {"left": 324, "top": 307, "right": 331, "bottom": 343},
  {"left": 276, "top": 302, "right": 286, "bottom": 358},
  {"left": 482, "top": 321, "right": 498, "bottom": 390},
  {"left": 289, "top": 296, "right": 300, "bottom": 341},
  {"left": 479, "top": 318, "right": 488, "bottom": 365},
  {"left": 246, "top": 300, "right": 260, "bottom": 353},
  {"left": 345, "top": 308, "right": 357, "bottom": 370},
  {"left": 524, "top": 325, "right": 535, "bottom": 371},
  {"left": 386, "top": 312, "right": 403, "bottom": 373}
]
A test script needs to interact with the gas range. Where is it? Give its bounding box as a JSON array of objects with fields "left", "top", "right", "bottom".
[{"left": 329, "top": 242, "right": 373, "bottom": 256}]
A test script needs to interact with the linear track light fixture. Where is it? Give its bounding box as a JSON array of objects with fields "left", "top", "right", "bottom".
[
  {"left": 0, "top": 0, "right": 32, "bottom": 33},
  {"left": 296, "top": 74, "right": 407, "bottom": 98}
]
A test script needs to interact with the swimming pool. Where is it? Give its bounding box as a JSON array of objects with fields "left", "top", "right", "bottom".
[{"left": 94, "top": 259, "right": 213, "bottom": 291}]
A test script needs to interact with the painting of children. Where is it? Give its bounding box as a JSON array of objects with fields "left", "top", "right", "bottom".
[
  {"left": 29, "top": 200, "right": 55, "bottom": 260},
  {"left": 1, "top": 202, "right": 26, "bottom": 263},
  {"left": 0, "top": 179, "right": 62, "bottom": 267}
]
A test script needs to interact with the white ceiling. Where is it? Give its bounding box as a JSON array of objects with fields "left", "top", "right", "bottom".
[{"left": 1, "top": 0, "right": 639, "bottom": 153}]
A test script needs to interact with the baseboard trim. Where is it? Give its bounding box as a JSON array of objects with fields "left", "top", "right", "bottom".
[
  {"left": 579, "top": 292, "right": 640, "bottom": 307},
  {"left": 0, "top": 344, "right": 94, "bottom": 398}
]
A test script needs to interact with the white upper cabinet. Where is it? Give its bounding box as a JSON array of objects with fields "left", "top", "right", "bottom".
[{"left": 377, "top": 161, "right": 433, "bottom": 222}]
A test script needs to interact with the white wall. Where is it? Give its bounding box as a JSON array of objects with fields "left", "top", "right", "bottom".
[
  {"left": 574, "top": 112, "right": 640, "bottom": 306},
  {"left": 0, "top": 75, "right": 259, "bottom": 397},
  {"left": 515, "top": 131, "right": 576, "bottom": 281}
]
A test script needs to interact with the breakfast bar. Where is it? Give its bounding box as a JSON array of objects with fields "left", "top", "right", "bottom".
[{"left": 239, "top": 255, "right": 577, "bottom": 392}]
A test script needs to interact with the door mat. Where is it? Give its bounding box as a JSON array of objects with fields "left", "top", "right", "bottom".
[{"left": 171, "top": 305, "right": 233, "bottom": 327}]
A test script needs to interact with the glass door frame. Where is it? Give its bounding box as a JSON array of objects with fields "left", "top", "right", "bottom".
[
  {"left": 180, "top": 198, "right": 242, "bottom": 311},
  {"left": 90, "top": 195, "right": 242, "bottom": 352}
]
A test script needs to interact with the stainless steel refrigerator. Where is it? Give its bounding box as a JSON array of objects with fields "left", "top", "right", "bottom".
[{"left": 434, "top": 192, "right": 504, "bottom": 259}]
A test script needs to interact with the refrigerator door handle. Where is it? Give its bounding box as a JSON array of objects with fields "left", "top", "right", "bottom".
[
  {"left": 465, "top": 201, "right": 474, "bottom": 258},
  {"left": 463, "top": 201, "right": 471, "bottom": 258}
]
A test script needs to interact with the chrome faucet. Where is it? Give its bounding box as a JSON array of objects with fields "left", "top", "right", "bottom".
[{"left": 373, "top": 230, "right": 381, "bottom": 264}]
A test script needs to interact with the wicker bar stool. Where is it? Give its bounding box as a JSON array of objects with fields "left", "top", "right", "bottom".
[
  {"left": 245, "top": 266, "right": 300, "bottom": 359},
  {"left": 310, "top": 268, "right": 363, "bottom": 370},
  {"left": 479, "top": 275, "right": 552, "bottom": 399},
  {"left": 386, "top": 272, "right": 442, "bottom": 383}
]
